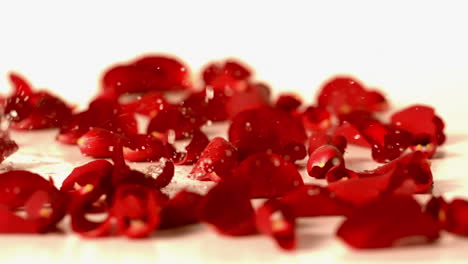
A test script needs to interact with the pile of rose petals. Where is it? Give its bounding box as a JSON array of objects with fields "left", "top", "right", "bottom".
[{"left": 0, "top": 54, "right": 462, "bottom": 252}]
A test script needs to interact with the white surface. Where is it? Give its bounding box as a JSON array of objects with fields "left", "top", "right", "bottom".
[{"left": 1, "top": 1, "right": 468, "bottom": 263}]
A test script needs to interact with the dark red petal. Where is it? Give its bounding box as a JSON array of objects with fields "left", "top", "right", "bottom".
[
  {"left": 282, "top": 142, "right": 307, "bottom": 163},
  {"left": 0, "top": 207, "right": 39, "bottom": 233},
  {"left": 123, "top": 134, "right": 167, "bottom": 162},
  {"left": 189, "top": 137, "right": 238, "bottom": 182},
  {"left": 234, "top": 153, "right": 303, "bottom": 198},
  {"left": 0, "top": 136, "right": 18, "bottom": 163},
  {"left": 365, "top": 90, "right": 389, "bottom": 112},
  {"left": 159, "top": 190, "right": 202, "bottom": 229},
  {"left": 326, "top": 165, "right": 359, "bottom": 183},
  {"left": 69, "top": 195, "right": 113, "bottom": 237},
  {"left": 8, "top": 72, "right": 33, "bottom": 97},
  {"left": 275, "top": 93, "right": 302, "bottom": 113},
  {"left": 307, "top": 145, "right": 344, "bottom": 179},
  {"left": 77, "top": 128, "right": 119, "bottom": 158},
  {"left": 147, "top": 104, "right": 200, "bottom": 141},
  {"left": 181, "top": 89, "right": 229, "bottom": 123},
  {"left": 337, "top": 196, "right": 440, "bottom": 249},
  {"left": 425, "top": 196, "right": 447, "bottom": 225},
  {"left": 280, "top": 184, "right": 352, "bottom": 217},
  {"left": 229, "top": 107, "right": 306, "bottom": 160},
  {"left": 443, "top": 199, "right": 468, "bottom": 236},
  {"left": 256, "top": 199, "right": 296, "bottom": 250},
  {"left": 174, "top": 130, "right": 210, "bottom": 165},
  {"left": 111, "top": 184, "right": 161, "bottom": 238},
  {"left": 198, "top": 176, "right": 257, "bottom": 236},
  {"left": 9, "top": 92, "right": 72, "bottom": 130},
  {"left": 410, "top": 133, "right": 437, "bottom": 158},
  {"left": 149, "top": 158, "right": 175, "bottom": 189},
  {"left": 0, "top": 170, "right": 55, "bottom": 210},
  {"left": 301, "top": 106, "right": 332, "bottom": 132},
  {"left": 202, "top": 59, "right": 252, "bottom": 92},
  {"left": 102, "top": 56, "right": 190, "bottom": 95}
]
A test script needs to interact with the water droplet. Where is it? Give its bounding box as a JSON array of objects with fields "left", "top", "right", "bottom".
[{"left": 244, "top": 122, "right": 252, "bottom": 132}]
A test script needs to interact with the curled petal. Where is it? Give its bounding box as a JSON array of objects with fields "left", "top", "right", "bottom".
[
  {"left": 189, "top": 137, "right": 238, "bottom": 182},
  {"left": 307, "top": 145, "right": 344, "bottom": 179},
  {"left": 256, "top": 199, "right": 296, "bottom": 250},
  {"left": 77, "top": 128, "right": 119, "bottom": 158},
  {"left": 173, "top": 130, "right": 210, "bottom": 165}
]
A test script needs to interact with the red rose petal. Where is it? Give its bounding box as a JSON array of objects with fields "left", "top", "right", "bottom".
[
  {"left": 0, "top": 170, "right": 56, "bottom": 210},
  {"left": 234, "top": 153, "right": 303, "bottom": 198},
  {"left": 275, "top": 93, "right": 302, "bottom": 113},
  {"left": 336, "top": 196, "right": 440, "bottom": 249},
  {"left": 24, "top": 189, "right": 67, "bottom": 232},
  {"left": 159, "top": 190, "right": 203, "bottom": 229},
  {"left": 112, "top": 184, "right": 161, "bottom": 238},
  {"left": 77, "top": 128, "right": 119, "bottom": 158},
  {"left": 391, "top": 105, "right": 446, "bottom": 156},
  {"left": 307, "top": 145, "right": 344, "bottom": 179},
  {"left": 282, "top": 141, "right": 307, "bottom": 163},
  {"left": 147, "top": 104, "right": 201, "bottom": 141},
  {"left": 123, "top": 134, "right": 168, "bottom": 162},
  {"left": 0, "top": 207, "right": 39, "bottom": 233},
  {"left": 198, "top": 175, "right": 257, "bottom": 236},
  {"left": 308, "top": 132, "right": 347, "bottom": 155},
  {"left": 333, "top": 121, "right": 370, "bottom": 147},
  {"left": 301, "top": 106, "right": 332, "bottom": 132},
  {"left": 181, "top": 89, "right": 229, "bottom": 123},
  {"left": 202, "top": 59, "right": 252, "bottom": 92},
  {"left": 121, "top": 92, "right": 169, "bottom": 117},
  {"left": 441, "top": 199, "right": 468, "bottom": 236},
  {"left": 57, "top": 97, "right": 137, "bottom": 145},
  {"left": 280, "top": 184, "right": 352, "bottom": 217},
  {"left": 256, "top": 199, "right": 296, "bottom": 250},
  {"left": 228, "top": 107, "right": 306, "bottom": 160},
  {"left": 150, "top": 158, "right": 175, "bottom": 189},
  {"left": 102, "top": 55, "right": 190, "bottom": 95},
  {"left": 0, "top": 135, "right": 18, "bottom": 163},
  {"left": 189, "top": 137, "right": 238, "bottom": 182},
  {"left": 225, "top": 82, "right": 271, "bottom": 119},
  {"left": 317, "top": 76, "right": 387, "bottom": 114},
  {"left": 173, "top": 130, "right": 210, "bottom": 165}
]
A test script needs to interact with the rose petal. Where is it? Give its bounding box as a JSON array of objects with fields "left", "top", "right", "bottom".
[
  {"left": 307, "top": 145, "right": 344, "bottom": 179},
  {"left": 159, "top": 190, "right": 203, "bottom": 229},
  {"left": 301, "top": 106, "right": 332, "bottom": 132},
  {"left": 234, "top": 153, "right": 303, "bottom": 198},
  {"left": 275, "top": 93, "right": 302, "bottom": 113},
  {"left": 189, "top": 137, "right": 238, "bottom": 182},
  {"left": 202, "top": 59, "right": 252, "bottom": 92},
  {"left": 77, "top": 128, "right": 119, "bottom": 158},
  {"left": 111, "top": 184, "right": 161, "bottom": 238},
  {"left": 198, "top": 175, "right": 257, "bottom": 236},
  {"left": 225, "top": 82, "right": 271, "bottom": 119},
  {"left": 336, "top": 196, "right": 440, "bottom": 249},
  {"left": 0, "top": 170, "right": 56, "bottom": 210},
  {"left": 173, "top": 129, "right": 210, "bottom": 165},
  {"left": 280, "top": 184, "right": 352, "bottom": 217},
  {"left": 256, "top": 199, "right": 296, "bottom": 250},
  {"left": 229, "top": 107, "right": 306, "bottom": 160}
]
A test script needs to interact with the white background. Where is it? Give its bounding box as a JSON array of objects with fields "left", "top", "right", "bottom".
[{"left": 1, "top": 1, "right": 468, "bottom": 263}]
